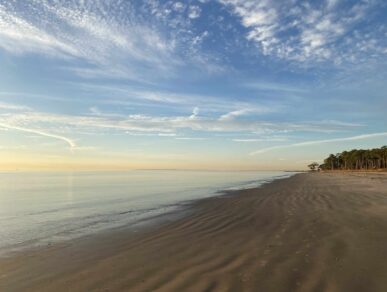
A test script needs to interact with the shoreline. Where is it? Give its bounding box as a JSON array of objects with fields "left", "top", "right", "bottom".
[
  {"left": 0, "top": 202, "right": 193, "bottom": 259},
  {"left": 2, "top": 172, "right": 387, "bottom": 291},
  {"left": 0, "top": 172, "right": 294, "bottom": 258}
]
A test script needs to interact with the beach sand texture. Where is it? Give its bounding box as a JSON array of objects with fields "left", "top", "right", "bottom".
[{"left": 1, "top": 172, "right": 387, "bottom": 292}]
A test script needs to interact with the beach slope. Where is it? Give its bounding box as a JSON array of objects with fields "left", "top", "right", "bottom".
[{"left": 1, "top": 172, "right": 387, "bottom": 291}]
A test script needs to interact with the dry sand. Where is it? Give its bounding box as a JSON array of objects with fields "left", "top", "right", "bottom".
[{"left": 1, "top": 172, "right": 387, "bottom": 292}]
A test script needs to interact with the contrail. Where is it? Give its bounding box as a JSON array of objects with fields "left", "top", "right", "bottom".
[
  {"left": 0, "top": 123, "right": 76, "bottom": 149},
  {"left": 250, "top": 132, "right": 387, "bottom": 155}
]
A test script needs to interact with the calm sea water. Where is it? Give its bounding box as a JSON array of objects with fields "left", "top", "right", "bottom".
[{"left": 0, "top": 170, "right": 294, "bottom": 255}]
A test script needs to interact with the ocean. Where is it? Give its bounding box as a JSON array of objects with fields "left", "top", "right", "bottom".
[{"left": 0, "top": 170, "right": 294, "bottom": 255}]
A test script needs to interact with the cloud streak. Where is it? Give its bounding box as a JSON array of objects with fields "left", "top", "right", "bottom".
[
  {"left": 0, "top": 100, "right": 364, "bottom": 149},
  {"left": 250, "top": 132, "right": 387, "bottom": 155},
  {"left": 0, "top": 123, "right": 76, "bottom": 149}
]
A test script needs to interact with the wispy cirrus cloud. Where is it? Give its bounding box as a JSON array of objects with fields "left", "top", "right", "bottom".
[
  {"left": 250, "top": 132, "right": 387, "bottom": 155},
  {"left": 175, "top": 137, "right": 206, "bottom": 141},
  {"left": 0, "top": 102, "right": 31, "bottom": 111},
  {"left": 218, "top": 107, "right": 272, "bottom": 121},
  {"left": 0, "top": 122, "right": 76, "bottom": 149},
  {"left": 0, "top": 1, "right": 212, "bottom": 81},
  {"left": 244, "top": 81, "right": 308, "bottom": 93},
  {"left": 75, "top": 83, "right": 281, "bottom": 114},
  {"left": 232, "top": 137, "right": 287, "bottom": 142},
  {"left": 0, "top": 101, "right": 365, "bottom": 150},
  {"left": 0, "top": 4, "right": 78, "bottom": 57}
]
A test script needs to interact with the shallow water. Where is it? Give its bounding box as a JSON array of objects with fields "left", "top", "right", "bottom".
[{"left": 0, "top": 170, "right": 294, "bottom": 254}]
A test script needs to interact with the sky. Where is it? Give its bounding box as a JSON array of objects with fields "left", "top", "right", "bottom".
[{"left": 0, "top": 0, "right": 386, "bottom": 171}]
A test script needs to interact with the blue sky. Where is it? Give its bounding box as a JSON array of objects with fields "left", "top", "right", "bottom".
[{"left": 0, "top": 0, "right": 386, "bottom": 170}]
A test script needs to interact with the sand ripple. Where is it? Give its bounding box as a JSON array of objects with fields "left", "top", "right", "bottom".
[{"left": 1, "top": 172, "right": 387, "bottom": 291}]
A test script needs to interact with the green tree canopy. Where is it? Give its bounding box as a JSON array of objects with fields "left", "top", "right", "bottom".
[
  {"left": 308, "top": 162, "right": 319, "bottom": 171},
  {"left": 319, "top": 146, "right": 387, "bottom": 170}
]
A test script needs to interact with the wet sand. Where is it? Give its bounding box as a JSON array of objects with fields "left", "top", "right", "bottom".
[{"left": 1, "top": 172, "right": 387, "bottom": 291}]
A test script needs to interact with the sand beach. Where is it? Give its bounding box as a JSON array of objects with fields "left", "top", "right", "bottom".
[{"left": 1, "top": 172, "right": 387, "bottom": 291}]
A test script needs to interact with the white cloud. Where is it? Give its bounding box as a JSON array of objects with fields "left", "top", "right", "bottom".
[
  {"left": 232, "top": 138, "right": 287, "bottom": 142},
  {"left": 190, "top": 107, "right": 200, "bottom": 119},
  {"left": 219, "top": 107, "right": 271, "bottom": 121},
  {"left": 326, "top": 0, "right": 339, "bottom": 10},
  {"left": 188, "top": 5, "right": 201, "bottom": 19},
  {"left": 172, "top": 2, "right": 185, "bottom": 13},
  {"left": 76, "top": 84, "right": 276, "bottom": 113},
  {"left": 219, "top": 0, "right": 385, "bottom": 64},
  {"left": 0, "top": 105, "right": 361, "bottom": 137},
  {"left": 0, "top": 122, "right": 76, "bottom": 149},
  {"left": 0, "top": 102, "right": 31, "bottom": 111},
  {"left": 158, "top": 133, "right": 177, "bottom": 137},
  {"left": 244, "top": 81, "right": 308, "bottom": 93},
  {"left": 0, "top": 1, "right": 197, "bottom": 81},
  {"left": 175, "top": 137, "right": 206, "bottom": 140},
  {"left": 219, "top": 109, "right": 251, "bottom": 121},
  {"left": 0, "top": 5, "right": 77, "bottom": 57},
  {"left": 250, "top": 132, "right": 387, "bottom": 155},
  {"left": 0, "top": 101, "right": 366, "bottom": 151}
]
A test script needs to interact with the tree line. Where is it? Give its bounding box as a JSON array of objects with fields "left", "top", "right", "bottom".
[{"left": 309, "top": 146, "right": 387, "bottom": 171}]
